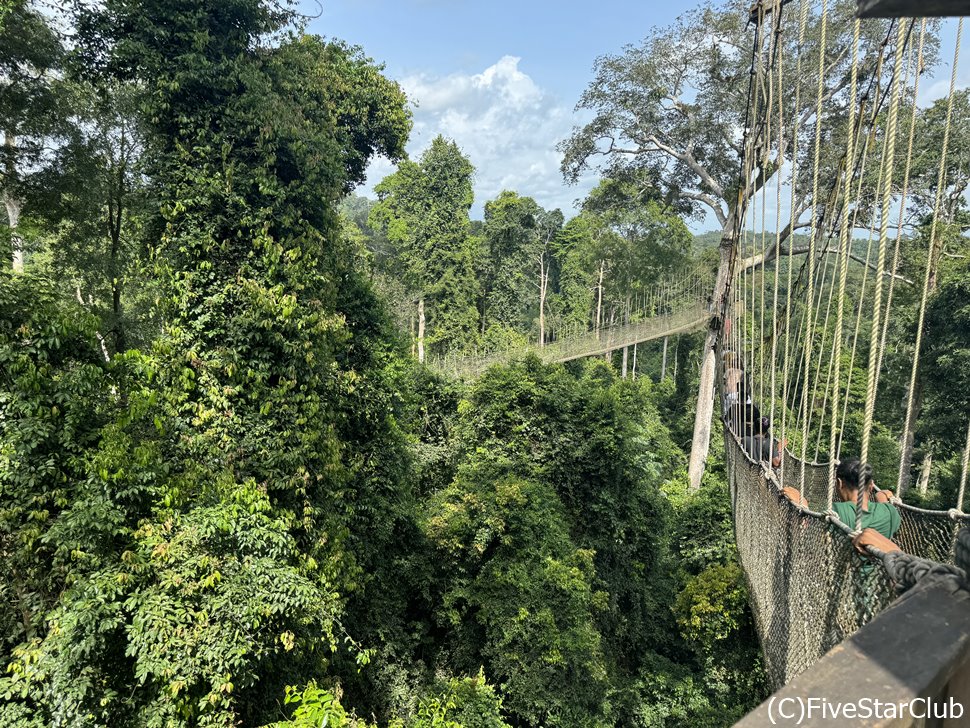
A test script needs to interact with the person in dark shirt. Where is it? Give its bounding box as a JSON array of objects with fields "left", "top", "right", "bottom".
[
  {"left": 727, "top": 380, "right": 766, "bottom": 437},
  {"left": 743, "top": 432, "right": 785, "bottom": 468}
]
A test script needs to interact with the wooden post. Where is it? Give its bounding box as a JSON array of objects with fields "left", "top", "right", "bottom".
[
  {"left": 661, "top": 336, "right": 669, "bottom": 380},
  {"left": 417, "top": 296, "right": 426, "bottom": 364}
]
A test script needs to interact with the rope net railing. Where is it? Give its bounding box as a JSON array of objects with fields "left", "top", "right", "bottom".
[
  {"left": 429, "top": 269, "right": 712, "bottom": 378},
  {"left": 720, "top": 0, "right": 970, "bottom": 689},
  {"left": 726, "top": 424, "right": 897, "bottom": 687}
]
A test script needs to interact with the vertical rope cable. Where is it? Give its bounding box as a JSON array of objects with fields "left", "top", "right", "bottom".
[
  {"left": 877, "top": 21, "right": 922, "bottom": 414},
  {"left": 860, "top": 20, "right": 908, "bottom": 465},
  {"left": 833, "top": 19, "right": 860, "bottom": 516},
  {"left": 781, "top": 0, "right": 808, "bottom": 494},
  {"left": 740, "top": 4, "right": 767, "bottom": 450},
  {"left": 897, "top": 19, "right": 962, "bottom": 496},
  {"left": 837, "top": 225, "right": 876, "bottom": 459},
  {"left": 830, "top": 109, "right": 883, "bottom": 461},
  {"left": 799, "top": 0, "right": 828, "bottom": 493},
  {"left": 805, "top": 246, "right": 838, "bottom": 455},
  {"left": 769, "top": 11, "right": 785, "bottom": 442},
  {"left": 958, "top": 421, "right": 970, "bottom": 513}
]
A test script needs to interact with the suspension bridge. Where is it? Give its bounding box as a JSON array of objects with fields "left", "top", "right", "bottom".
[
  {"left": 429, "top": 270, "right": 712, "bottom": 378},
  {"left": 434, "top": 0, "right": 970, "bottom": 723},
  {"left": 719, "top": 0, "right": 970, "bottom": 721},
  {"left": 725, "top": 0, "right": 970, "bottom": 720}
]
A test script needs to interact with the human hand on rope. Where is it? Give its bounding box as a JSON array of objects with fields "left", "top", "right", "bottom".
[
  {"left": 852, "top": 528, "right": 900, "bottom": 555},
  {"left": 873, "top": 487, "right": 892, "bottom": 504},
  {"left": 782, "top": 486, "right": 808, "bottom": 508}
]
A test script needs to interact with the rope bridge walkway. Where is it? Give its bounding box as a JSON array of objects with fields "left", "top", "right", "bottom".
[
  {"left": 430, "top": 271, "right": 711, "bottom": 379},
  {"left": 720, "top": 0, "right": 970, "bottom": 696},
  {"left": 726, "top": 420, "right": 970, "bottom": 688}
]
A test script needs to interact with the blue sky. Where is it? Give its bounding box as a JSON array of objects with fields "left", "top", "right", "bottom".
[
  {"left": 300, "top": 0, "right": 702, "bottom": 221},
  {"left": 300, "top": 3, "right": 969, "bottom": 231}
]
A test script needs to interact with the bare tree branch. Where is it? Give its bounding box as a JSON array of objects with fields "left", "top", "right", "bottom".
[
  {"left": 682, "top": 191, "right": 728, "bottom": 227},
  {"left": 744, "top": 243, "right": 914, "bottom": 284}
]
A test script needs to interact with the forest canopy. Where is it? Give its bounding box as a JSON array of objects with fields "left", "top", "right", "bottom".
[{"left": 2, "top": 0, "right": 968, "bottom": 726}]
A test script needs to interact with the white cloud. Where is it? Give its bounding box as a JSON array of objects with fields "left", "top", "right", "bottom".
[{"left": 358, "top": 56, "right": 596, "bottom": 218}]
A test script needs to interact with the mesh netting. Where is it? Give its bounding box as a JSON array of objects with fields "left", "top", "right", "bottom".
[
  {"left": 771, "top": 455, "right": 970, "bottom": 563},
  {"left": 894, "top": 504, "right": 969, "bottom": 564},
  {"left": 727, "top": 426, "right": 897, "bottom": 687},
  {"left": 776, "top": 451, "right": 832, "bottom": 511}
]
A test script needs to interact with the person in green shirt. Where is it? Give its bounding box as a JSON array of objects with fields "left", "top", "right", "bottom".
[{"left": 832, "top": 457, "right": 900, "bottom": 540}]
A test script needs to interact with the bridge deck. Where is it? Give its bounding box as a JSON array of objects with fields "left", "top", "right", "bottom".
[{"left": 430, "top": 302, "right": 710, "bottom": 378}]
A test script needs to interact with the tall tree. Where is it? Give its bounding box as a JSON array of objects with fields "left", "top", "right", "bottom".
[
  {"left": 0, "top": 0, "right": 65, "bottom": 271},
  {"left": 560, "top": 0, "right": 913, "bottom": 487},
  {"left": 30, "top": 81, "right": 147, "bottom": 352},
  {"left": 480, "top": 191, "right": 563, "bottom": 343},
  {"left": 0, "top": 1, "right": 414, "bottom": 722},
  {"left": 370, "top": 135, "right": 479, "bottom": 361}
]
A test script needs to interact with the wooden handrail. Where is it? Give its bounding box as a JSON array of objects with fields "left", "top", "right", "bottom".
[{"left": 736, "top": 576, "right": 970, "bottom": 727}]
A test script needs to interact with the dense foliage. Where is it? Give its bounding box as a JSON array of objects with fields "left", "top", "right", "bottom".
[{"left": 4, "top": 0, "right": 968, "bottom": 725}]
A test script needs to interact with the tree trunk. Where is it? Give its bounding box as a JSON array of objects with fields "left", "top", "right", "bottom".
[
  {"left": 538, "top": 253, "right": 547, "bottom": 348},
  {"left": 661, "top": 336, "right": 669, "bottom": 380},
  {"left": 674, "top": 336, "right": 679, "bottom": 380},
  {"left": 417, "top": 296, "right": 426, "bottom": 364},
  {"left": 917, "top": 451, "right": 933, "bottom": 495},
  {"left": 108, "top": 164, "right": 126, "bottom": 352},
  {"left": 632, "top": 343, "right": 638, "bottom": 380},
  {"left": 410, "top": 311, "right": 416, "bottom": 358},
  {"left": 5, "top": 192, "right": 22, "bottom": 272},
  {"left": 4, "top": 131, "right": 23, "bottom": 272},
  {"left": 688, "top": 225, "right": 739, "bottom": 491},
  {"left": 595, "top": 260, "right": 605, "bottom": 340}
]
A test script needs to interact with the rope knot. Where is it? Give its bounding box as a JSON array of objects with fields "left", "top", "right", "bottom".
[{"left": 948, "top": 508, "right": 965, "bottom": 521}]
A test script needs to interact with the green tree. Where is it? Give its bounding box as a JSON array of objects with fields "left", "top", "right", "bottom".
[
  {"left": 479, "top": 191, "right": 563, "bottom": 344},
  {"left": 1, "top": 0, "right": 66, "bottom": 271},
  {"left": 29, "top": 81, "right": 149, "bottom": 352},
  {"left": 371, "top": 136, "right": 479, "bottom": 360},
  {"left": 422, "top": 357, "right": 694, "bottom": 725},
  {"left": 921, "top": 255, "right": 970, "bottom": 460},
  {"left": 559, "top": 0, "right": 919, "bottom": 489},
  {"left": 1, "top": 1, "right": 414, "bottom": 724}
]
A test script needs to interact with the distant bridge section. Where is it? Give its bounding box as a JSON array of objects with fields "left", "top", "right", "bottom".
[{"left": 430, "top": 300, "right": 710, "bottom": 379}]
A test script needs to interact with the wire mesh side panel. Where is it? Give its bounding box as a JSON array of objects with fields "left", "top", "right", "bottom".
[
  {"left": 728, "top": 429, "right": 896, "bottom": 688},
  {"left": 895, "top": 507, "right": 970, "bottom": 564},
  {"left": 777, "top": 453, "right": 831, "bottom": 514},
  {"left": 779, "top": 450, "right": 970, "bottom": 564},
  {"left": 775, "top": 451, "right": 969, "bottom": 566}
]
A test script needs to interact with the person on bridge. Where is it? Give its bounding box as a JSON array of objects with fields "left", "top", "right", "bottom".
[
  {"left": 722, "top": 351, "right": 744, "bottom": 416},
  {"left": 832, "top": 457, "right": 900, "bottom": 541},
  {"left": 727, "top": 380, "right": 766, "bottom": 438},
  {"left": 743, "top": 431, "right": 785, "bottom": 469}
]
